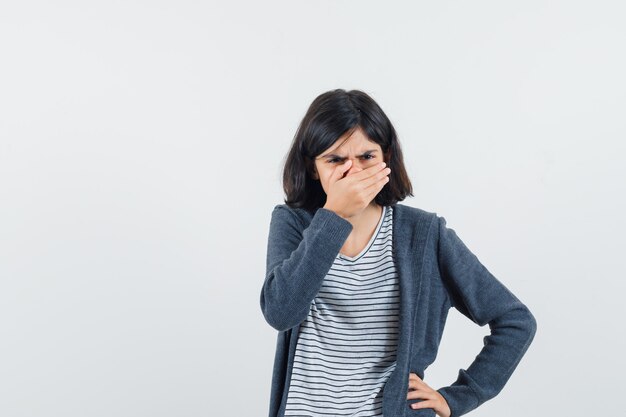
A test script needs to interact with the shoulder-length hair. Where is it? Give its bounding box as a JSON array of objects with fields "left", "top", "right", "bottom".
[{"left": 281, "top": 89, "right": 413, "bottom": 213}]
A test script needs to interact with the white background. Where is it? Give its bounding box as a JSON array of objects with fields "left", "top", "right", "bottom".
[{"left": 1, "top": 1, "right": 624, "bottom": 416}]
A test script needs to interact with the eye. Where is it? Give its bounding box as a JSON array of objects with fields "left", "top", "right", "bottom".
[{"left": 327, "top": 154, "right": 375, "bottom": 163}]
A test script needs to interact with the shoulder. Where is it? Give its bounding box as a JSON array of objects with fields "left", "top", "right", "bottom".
[
  {"left": 392, "top": 202, "right": 440, "bottom": 227},
  {"left": 271, "top": 202, "right": 447, "bottom": 231},
  {"left": 269, "top": 203, "right": 313, "bottom": 231},
  {"left": 392, "top": 202, "right": 437, "bottom": 217}
]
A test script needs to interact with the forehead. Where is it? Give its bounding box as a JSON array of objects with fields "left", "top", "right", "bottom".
[{"left": 319, "top": 129, "right": 381, "bottom": 156}]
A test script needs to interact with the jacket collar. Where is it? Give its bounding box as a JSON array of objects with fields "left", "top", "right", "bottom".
[{"left": 382, "top": 202, "right": 436, "bottom": 415}]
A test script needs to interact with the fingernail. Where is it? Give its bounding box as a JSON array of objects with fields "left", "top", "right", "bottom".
[{"left": 381, "top": 162, "right": 386, "bottom": 167}]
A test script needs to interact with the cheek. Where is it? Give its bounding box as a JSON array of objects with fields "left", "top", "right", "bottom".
[
  {"left": 362, "top": 158, "right": 379, "bottom": 170},
  {"left": 321, "top": 169, "right": 335, "bottom": 187},
  {"left": 319, "top": 166, "right": 332, "bottom": 178}
]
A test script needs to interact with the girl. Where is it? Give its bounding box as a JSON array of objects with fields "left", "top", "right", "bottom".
[{"left": 260, "top": 89, "right": 537, "bottom": 417}]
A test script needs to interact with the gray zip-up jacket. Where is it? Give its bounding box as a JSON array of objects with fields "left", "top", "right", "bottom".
[{"left": 260, "top": 203, "right": 537, "bottom": 417}]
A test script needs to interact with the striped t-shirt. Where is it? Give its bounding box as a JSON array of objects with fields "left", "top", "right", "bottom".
[{"left": 284, "top": 205, "right": 400, "bottom": 417}]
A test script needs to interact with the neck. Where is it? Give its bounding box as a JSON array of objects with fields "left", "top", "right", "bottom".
[{"left": 348, "top": 201, "right": 382, "bottom": 230}]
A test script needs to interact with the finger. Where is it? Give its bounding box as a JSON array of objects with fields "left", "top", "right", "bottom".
[
  {"left": 408, "top": 378, "right": 430, "bottom": 392},
  {"left": 331, "top": 159, "right": 352, "bottom": 183},
  {"left": 361, "top": 166, "right": 390, "bottom": 189},
  {"left": 408, "top": 372, "right": 421, "bottom": 387},
  {"left": 349, "top": 161, "right": 387, "bottom": 181},
  {"left": 363, "top": 171, "right": 390, "bottom": 199},
  {"left": 410, "top": 399, "right": 437, "bottom": 410},
  {"left": 407, "top": 386, "right": 437, "bottom": 399},
  {"left": 408, "top": 376, "right": 433, "bottom": 392},
  {"left": 365, "top": 178, "right": 389, "bottom": 205}
]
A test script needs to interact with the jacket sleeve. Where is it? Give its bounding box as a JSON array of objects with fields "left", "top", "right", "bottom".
[
  {"left": 435, "top": 216, "right": 537, "bottom": 417},
  {"left": 259, "top": 205, "right": 353, "bottom": 331}
]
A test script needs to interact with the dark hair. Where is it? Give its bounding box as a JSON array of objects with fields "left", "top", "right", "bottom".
[{"left": 281, "top": 89, "right": 413, "bottom": 212}]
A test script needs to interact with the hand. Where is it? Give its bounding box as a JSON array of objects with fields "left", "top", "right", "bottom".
[
  {"left": 407, "top": 372, "right": 451, "bottom": 417},
  {"left": 323, "top": 160, "right": 391, "bottom": 219}
]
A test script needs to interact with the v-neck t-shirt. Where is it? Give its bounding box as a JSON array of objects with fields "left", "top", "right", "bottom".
[{"left": 283, "top": 205, "right": 399, "bottom": 417}]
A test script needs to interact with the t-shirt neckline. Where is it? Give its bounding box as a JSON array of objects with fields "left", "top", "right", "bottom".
[{"left": 338, "top": 205, "right": 387, "bottom": 262}]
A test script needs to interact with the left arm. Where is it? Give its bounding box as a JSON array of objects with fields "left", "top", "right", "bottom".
[{"left": 435, "top": 215, "right": 538, "bottom": 417}]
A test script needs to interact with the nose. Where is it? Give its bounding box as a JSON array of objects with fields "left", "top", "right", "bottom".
[{"left": 345, "top": 160, "right": 364, "bottom": 176}]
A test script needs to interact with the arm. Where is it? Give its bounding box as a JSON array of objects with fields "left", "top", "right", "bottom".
[
  {"left": 259, "top": 205, "right": 353, "bottom": 331},
  {"left": 435, "top": 216, "right": 537, "bottom": 417}
]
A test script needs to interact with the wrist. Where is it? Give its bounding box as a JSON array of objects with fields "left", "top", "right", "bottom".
[{"left": 323, "top": 204, "right": 347, "bottom": 220}]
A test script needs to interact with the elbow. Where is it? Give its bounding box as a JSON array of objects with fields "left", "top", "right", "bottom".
[
  {"left": 260, "top": 308, "right": 300, "bottom": 332},
  {"left": 508, "top": 303, "right": 537, "bottom": 351},
  {"left": 524, "top": 306, "right": 538, "bottom": 345},
  {"left": 259, "top": 291, "right": 281, "bottom": 331},
  {"left": 259, "top": 289, "right": 302, "bottom": 332},
  {"left": 260, "top": 304, "right": 287, "bottom": 332},
  {"left": 259, "top": 267, "right": 313, "bottom": 331},
  {"left": 490, "top": 302, "right": 538, "bottom": 349}
]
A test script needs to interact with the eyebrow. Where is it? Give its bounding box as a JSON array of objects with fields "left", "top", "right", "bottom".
[{"left": 318, "top": 149, "right": 378, "bottom": 159}]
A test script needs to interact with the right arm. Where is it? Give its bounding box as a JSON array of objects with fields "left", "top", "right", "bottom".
[{"left": 259, "top": 205, "right": 353, "bottom": 331}]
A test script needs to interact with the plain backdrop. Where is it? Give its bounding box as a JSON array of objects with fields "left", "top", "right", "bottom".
[{"left": 1, "top": 1, "right": 624, "bottom": 417}]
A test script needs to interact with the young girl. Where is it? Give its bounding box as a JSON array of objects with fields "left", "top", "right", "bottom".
[{"left": 260, "top": 89, "right": 537, "bottom": 417}]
